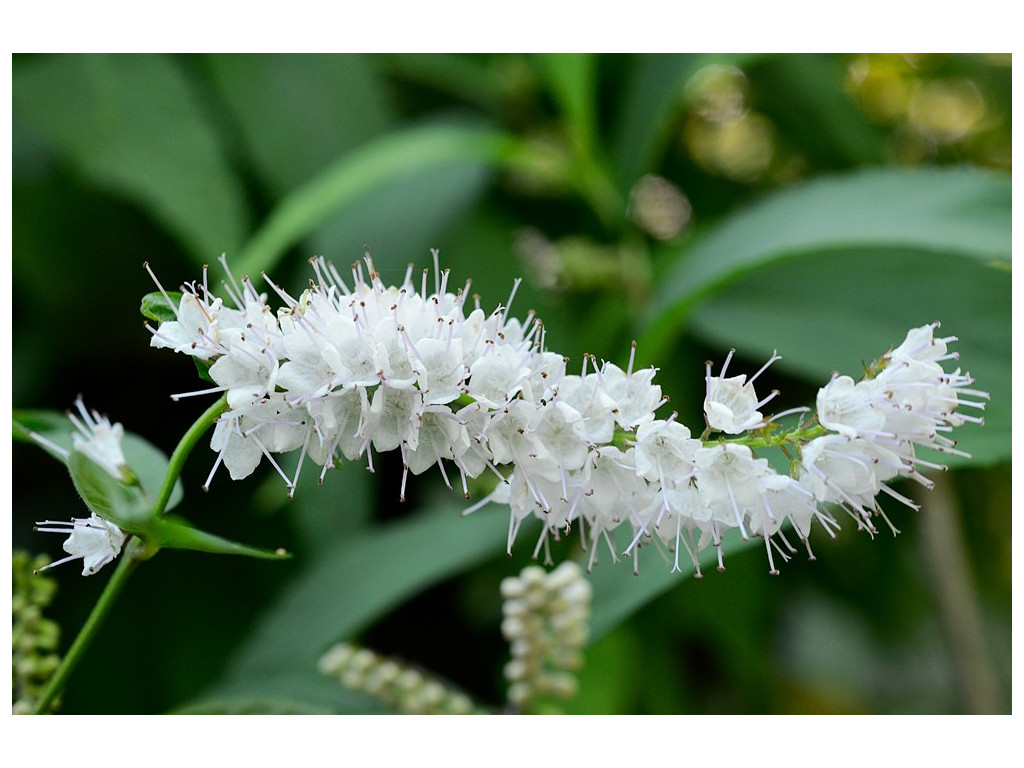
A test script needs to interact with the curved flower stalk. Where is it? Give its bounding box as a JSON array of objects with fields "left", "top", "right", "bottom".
[
  {"left": 146, "top": 253, "right": 988, "bottom": 575},
  {"left": 319, "top": 643, "right": 481, "bottom": 714}
]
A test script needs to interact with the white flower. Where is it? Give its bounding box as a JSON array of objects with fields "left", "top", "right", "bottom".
[
  {"left": 411, "top": 335, "right": 467, "bottom": 406},
  {"left": 34, "top": 513, "right": 126, "bottom": 576},
  {"left": 694, "top": 443, "right": 774, "bottom": 538},
  {"left": 875, "top": 358, "right": 983, "bottom": 448},
  {"left": 815, "top": 374, "right": 886, "bottom": 439},
  {"left": 498, "top": 470, "right": 567, "bottom": 556},
  {"left": 748, "top": 473, "right": 827, "bottom": 573},
  {"left": 404, "top": 406, "right": 471, "bottom": 493},
  {"left": 305, "top": 387, "right": 372, "bottom": 470},
  {"left": 453, "top": 402, "right": 496, "bottom": 481},
  {"left": 598, "top": 347, "right": 664, "bottom": 429},
  {"left": 367, "top": 385, "right": 421, "bottom": 454},
  {"left": 756, "top": 473, "right": 830, "bottom": 543},
  {"left": 556, "top": 371, "right": 617, "bottom": 445},
  {"left": 148, "top": 290, "right": 226, "bottom": 360},
  {"left": 878, "top": 323, "right": 988, "bottom": 441},
  {"left": 575, "top": 447, "right": 652, "bottom": 570},
  {"left": 642, "top": 480, "right": 708, "bottom": 573},
  {"left": 145, "top": 261, "right": 264, "bottom": 362},
  {"left": 520, "top": 351, "right": 567, "bottom": 404},
  {"left": 466, "top": 344, "right": 531, "bottom": 407},
  {"left": 797, "top": 434, "right": 913, "bottom": 533},
  {"left": 207, "top": 334, "right": 281, "bottom": 410},
  {"left": 66, "top": 397, "right": 131, "bottom": 483},
  {"left": 704, "top": 349, "right": 780, "bottom": 434},
  {"left": 886, "top": 322, "right": 954, "bottom": 366},
  {"left": 206, "top": 397, "right": 308, "bottom": 489},
  {"left": 633, "top": 418, "right": 701, "bottom": 485},
  {"left": 482, "top": 399, "right": 542, "bottom": 467},
  {"left": 530, "top": 400, "right": 590, "bottom": 478}
]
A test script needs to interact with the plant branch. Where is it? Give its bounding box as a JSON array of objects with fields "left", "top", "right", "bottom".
[{"left": 152, "top": 394, "right": 229, "bottom": 516}]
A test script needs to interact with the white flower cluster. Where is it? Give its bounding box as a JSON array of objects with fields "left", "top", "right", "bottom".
[{"left": 148, "top": 255, "right": 987, "bottom": 575}]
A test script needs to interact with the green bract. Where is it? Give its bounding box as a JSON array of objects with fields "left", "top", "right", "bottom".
[{"left": 140, "top": 290, "right": 182, "bottom": 324}]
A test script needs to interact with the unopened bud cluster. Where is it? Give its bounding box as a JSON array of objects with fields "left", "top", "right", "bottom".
[
  {"left": 318, "top": 642, "right": 480, "bottom": 714},
  {"left": 147, "top": 254, "right": 987, "bottom": 574},
  {"left": 12, "top": 551, "right": 61, "bottom": 713},
  {"left": 500, "top": 561, "right": 591, "bottom": 709}
]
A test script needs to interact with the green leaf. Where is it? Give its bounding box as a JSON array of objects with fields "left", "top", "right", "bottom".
[
  {"left": 642, "top": 166, "right": 1011, "bottom": 358},
  {"left": 12, "top": 54, "right": 250, "bottom": 266},
  {"left": 203, "top": 53, "right": 395, "bottom": 196},
  {"left": 536, "top": 53, "right": 598, "bottom": 153},
  {"left": 140, "top": 291, "right": 181, "bottom": 324},
  {"left": 67, "top": 446, "right": 288, "bottom": 559},
  {"left": 12, "top": 409, "right": 73, "bottom": 461},
  {"left": 231, "top": 120, "right": 517, "bottom": 279},
  {"left": 68, "top": 452, "right": 152, "bottom": 534},
  {"left": 305, "top": 161, "right": 493, "bottom": 277},
  {"left": 200, "top": 504, "right": 508, "bottom": 702},
  {"left": 154, "top": 516, "right": 291, "bottom": 560},
  {"left": 121, "top": 432, "right": 184, "bottom": 513},
  {"left": 376, "top": 53, "right": 507, "bottom": 114},
  {"left": 563, "top": 623, "right": 645, "bottom": 714}
]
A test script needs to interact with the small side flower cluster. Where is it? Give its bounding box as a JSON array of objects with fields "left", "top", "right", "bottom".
[
  {"left": 318, "top": 642, "right": 480, "bottom": 714},
  {"left": 501, "top": 562, "right": 591, "bottom": 710},
  {"left": 632, "top": 322, "right": 988, "bottom": 575},
  {"left": 31, "top": 399, "right": 129, "bottom": 577},
  {"left": 147, "top": 255, "right": 987, "bottom": 575}
]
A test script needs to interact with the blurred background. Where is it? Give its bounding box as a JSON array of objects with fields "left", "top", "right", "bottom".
[{"left": 11, "top": 53, "right": 1011, "bottom": 714}]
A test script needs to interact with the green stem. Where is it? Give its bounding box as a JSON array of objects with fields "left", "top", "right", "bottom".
[
  {"left": 914, "top": 473, "right": 1002, "bottom": 713},
  {"left": 31, "top": 543, "right": 141, "bottom": 714},
  {"left": 723, "top": 423, "right": 828, "bottom": 451},
  {"left": 152, "top": 394, "right": 229, "bottom": 516},
  {"left": 605, "top": 421, "right": 828, "bottom": 455}
]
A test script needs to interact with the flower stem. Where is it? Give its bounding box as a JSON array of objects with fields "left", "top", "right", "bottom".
[
  {"left": 31, "top": 542, "right": 141, "bottom": 714},
  {"left": 152, "top": 394, "right": 229, "bottom": 516}
]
